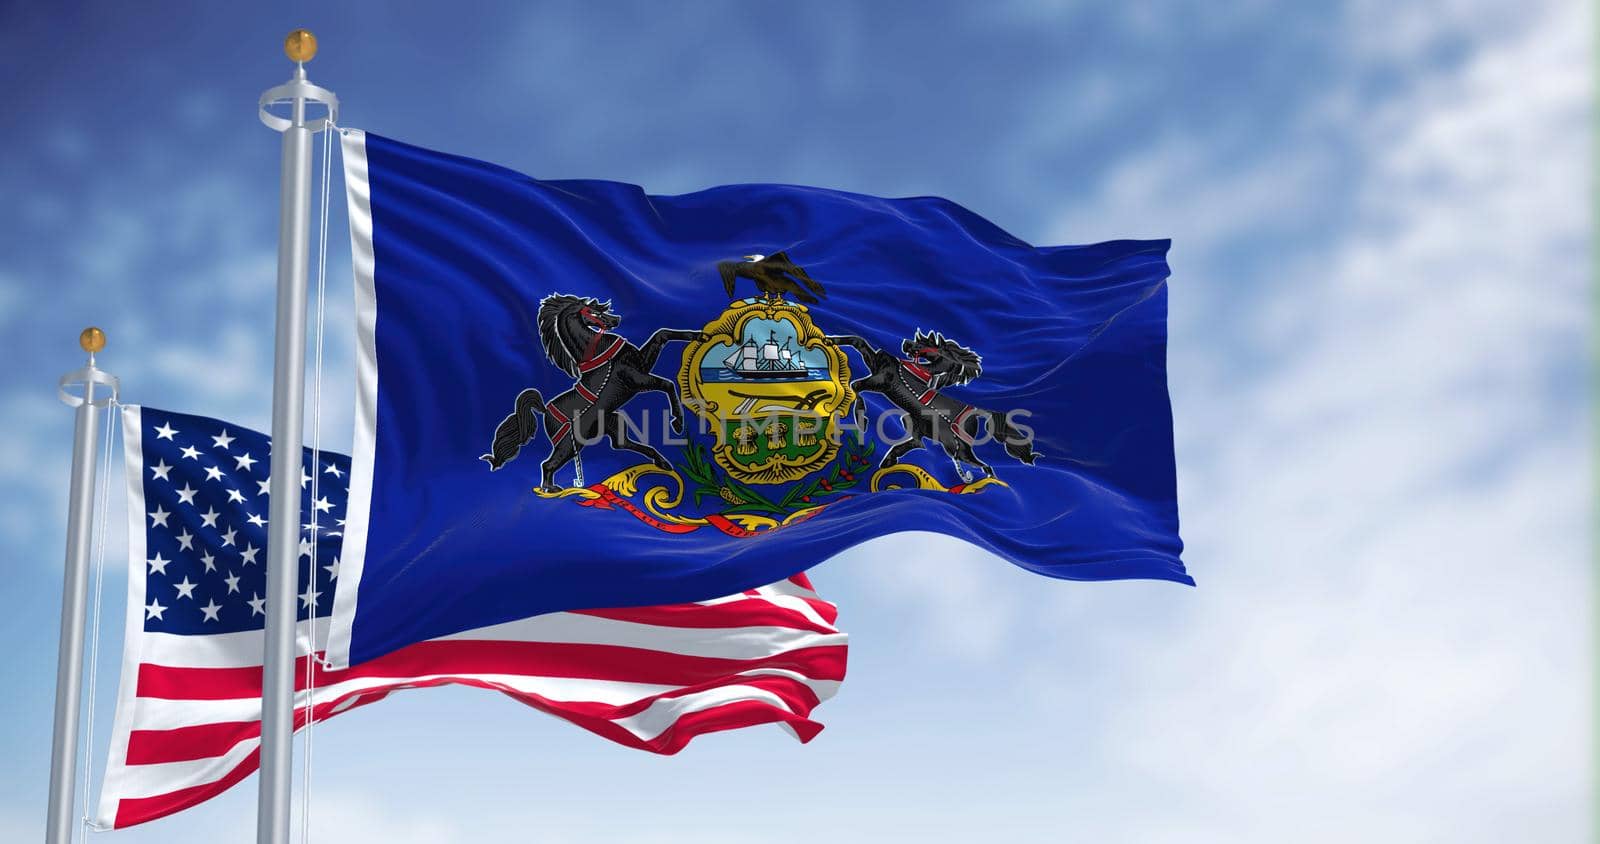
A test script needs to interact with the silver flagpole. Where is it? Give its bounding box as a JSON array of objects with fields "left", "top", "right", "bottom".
[
  {"left": 45, "top": 327, "right": 118, "bottom": 844},
  {"left": 256, "top": 29, "right": 337, "bottom": 844}
]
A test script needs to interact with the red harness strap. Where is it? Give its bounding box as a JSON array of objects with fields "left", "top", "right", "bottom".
[
  {"left": 549, "top": 335, "right": 624, "bottom": 442},
  {"left": 952, "top": 406, "right": 977, "bottom": 443},
  {"left": 900, "top": 361, "right": 941, "bottom": 405},
  {"left": 578, "top": 334, "right": 623, "bottom": 373},
  {"left": 902, "top": 360, "right": 976, "bottom": 442},
  {"left": 548, "top": 404, "right": 572, "bottom": 444}
]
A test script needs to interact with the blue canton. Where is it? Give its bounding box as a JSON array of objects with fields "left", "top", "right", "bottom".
[{"left": 137, "top": 407, "right": 349, "bottom": 635}]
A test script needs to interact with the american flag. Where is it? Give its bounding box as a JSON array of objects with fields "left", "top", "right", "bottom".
[{"left": 97, "top": 406, "right": 848, "bottom": 829}]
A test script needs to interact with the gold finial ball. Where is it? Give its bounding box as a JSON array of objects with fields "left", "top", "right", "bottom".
[
  {"left": 79, "top": 326, "right": 106, "bottom": 355},
  {"left": 284, "top": 29, "right": 317, "bottom": 63}
]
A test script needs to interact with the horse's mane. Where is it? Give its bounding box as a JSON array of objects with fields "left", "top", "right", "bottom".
[
  {"left": 913, "top": 330, "right": 982, "bottom": 385},
  {"left": 537, "top": 293, "right": 602, "bottom": 378}
]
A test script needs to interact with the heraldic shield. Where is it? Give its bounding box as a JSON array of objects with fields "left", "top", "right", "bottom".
[{"left": 678, "top": 299, "right": 856, "bottom": 485}]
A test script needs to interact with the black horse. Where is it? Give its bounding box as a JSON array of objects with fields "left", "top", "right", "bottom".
[
  {"left": 826, "top": 330, "right": 1038, "bottom": 479},
  {"left": 483, "top": 294, "right": 699, "bottom": 491}
]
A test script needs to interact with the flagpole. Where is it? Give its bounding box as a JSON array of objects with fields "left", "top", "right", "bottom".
[
  {"left": 45, "top": 328, "right": 117, "bottom": 844},
  {"left": 257, "top": 29, "right": 336, "bottom": 844}
]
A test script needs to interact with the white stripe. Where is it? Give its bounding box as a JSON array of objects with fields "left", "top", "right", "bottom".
[
  {"left": 110, "top": 671, "right": 842, "bottom": 799},
  {"left": 95, "top": 406, "right": 148, "bottom": 828},
  {"left": 325, "top": 127, "right": 376, "bottom": 671},
  {"left": 612, "top": 684, "right": 798, "bottom": 741},
  {"left": 750, "top": 592, "right": 832, "bottom": 629},
  {"left": 116, "top": 737, "right": 260, "bottom": 802},
  {"left": 129, "top": 665, "right": 843, "bottom": 731},
  {"left": 438, "top": 614, "right": 846, "bottom": 659},
  {"left": 136, "top": 618, "right": 330, "bottom": 669},
  {"left": 139, "top": 610, "right": 841, "bottom": 669},
  {"left": 758, "top": 578, "right": 822, "bottom": 602}
]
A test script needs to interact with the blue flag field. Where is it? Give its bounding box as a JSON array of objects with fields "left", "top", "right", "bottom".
[{"left": 327, "top": 129, "right": 1187, "bottom": 668}]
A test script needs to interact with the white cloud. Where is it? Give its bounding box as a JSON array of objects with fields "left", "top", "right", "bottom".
[{"left": 844, "top": 0, "right": 1591, "bottom": 839}]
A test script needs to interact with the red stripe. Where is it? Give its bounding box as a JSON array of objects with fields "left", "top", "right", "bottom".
[
  {"left": 781, "top": 573, "right": 840, "bottom": 623},
  {"left": 111, "top": 580, "right": 846, "bottom": 828},
  {"left": 495, "top": 681, "right": 824, "bottom": 755},
  {"left": 127, "top": 720, "right": 256, "bottom": 765},
  {"left": 136, "top": 641, "right": 847, "bottom": 700},
  {"left": 797, "top": 595, "right": 840, "bottom": 625},
  {"left": 573, "top": 601, "right": 839, "bottom": 635},
  {"left": 114, "top": 747, "right": 259, "bottom": 828},
  {"left": 126, "top": 670, "right": 824, "bottom": 766},
  {"left": 111, "top": 673, "right": 826, "bottom": 826},
  {"left": 576, "top": 383, "right": 598, "bottom": 402}
]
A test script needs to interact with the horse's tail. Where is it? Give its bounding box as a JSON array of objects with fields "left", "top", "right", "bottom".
[
  {"left": 986, "top": 409, "right": 1038, "bottom": 465},
  {"left": 481, "top": 388, "right": 547, "bottom": 470}
]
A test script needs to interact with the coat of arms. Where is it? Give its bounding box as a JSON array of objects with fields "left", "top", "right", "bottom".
[{"left": 480, "top": 252, "right": 1037, "bottom": 537}]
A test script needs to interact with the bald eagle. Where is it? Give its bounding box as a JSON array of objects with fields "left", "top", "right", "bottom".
[{"left": 717, "top": 252, "right": 826, "bottom": 304}]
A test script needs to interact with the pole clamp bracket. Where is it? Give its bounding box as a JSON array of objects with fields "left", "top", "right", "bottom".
[
  {"left": 259, "top": 74, "right": 339, "bottom": 134},
  {"left": 59, "top": 366, "right": 118, "bottom": 408}
]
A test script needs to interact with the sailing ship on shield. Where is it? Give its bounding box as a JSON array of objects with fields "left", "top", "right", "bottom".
[
  {"left": 712, "top": 328, "right": 829, "bottom": 382},
  {"left": 719, "top": 331, "right": 812, "bottom": 380}
]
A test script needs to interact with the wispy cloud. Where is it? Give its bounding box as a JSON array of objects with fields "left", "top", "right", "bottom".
[{"left": 843, "top": 0, "right": 1592, "bottom": 838}]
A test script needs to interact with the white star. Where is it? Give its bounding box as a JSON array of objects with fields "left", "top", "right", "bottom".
[
  {"left": 150, "top": 459, "right": 173, "bottom": 481},
  {"left": 226, "top": 488, "right": 246, "bottom": 504},
  {"left": 175, "top": 529, "right": 194, "bottom": 551},
  {"left": 298, "top": 537, "right": 313, "bottom": 559},
  {"left": 335, "top": 518, "right": 346, "bottom": 527},
  {"left": 211, "top": 429, "right": 235, "bottom": 450},
  {"left": 248, "top": 593, "right": 266, "bottom": 616},
  {"left": 299, "top": 584, "right": 322, "bottom": 609},
  {"left": 200, "top": 551, "right": 217, "bottom": 573},
  {"left": 327, "top": 530, "right": 342, "bottom": 538},
  {"left": 235, "top": 452, "right": 258, "bottom": 472},
  {"left": 300, "top": 467, "right": 312, "bottom": 489},
  {"left": 257, "top": 478, "right": 272, "bottom": 496},
  {"left": 173, "top": 577, "right": 197, "bottom": 600},
  {"left": 180, "top": 445, "right": 201, "bottom": 461},
  {"left": 154, "top": 422, "right": 178, "bottom": 441},
  {"left": 220, "top": 527, "right": 237, "bottom": 548},
  {"left": 147, "top": 553, "right": 170, "bottom": 575},
  {"left": 324, "top": 462, "right": 344, "bottom": 478},
  {"left": 323, "top": 557, "right": 340, "bottom": 580},
  {"left": 302, "top": 520, "right": 319, "bottom": 532},
  {"left": 223, "top": 571, "right": 241, "bottom": 594},
  {"left": 204, "top": 465, "right": 225, "bottom": 482},
  {"left": 175, "top": 484, "right": 198, "bottom": 505},
  {"left": 148, "top": 505, "right": 170, "bottom": 528},
  {"left": 240, "top": 543, "right": 260, "bottom": 565},
  {"left": 200, "top": 507, "right": 220, "bottom": 528},
  {"left": 200, "top": 599, "right": 222, "bottom": 622},
  {"left": 145, "top": 598, "right": 167, "bottom": 620},
  {"left": 313, "top": 496, "right": 334, "bottom": 514},
  {"left": 247, "top": 512, "right": 267, "bottom": 528}
]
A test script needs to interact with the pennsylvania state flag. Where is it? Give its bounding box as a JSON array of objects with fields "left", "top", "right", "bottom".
[{"left": 326, "top": 129, "right": 1187, "bottom": 669}]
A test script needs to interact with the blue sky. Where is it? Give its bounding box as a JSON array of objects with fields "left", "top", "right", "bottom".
[{"left": 0, "top": 1, "right": 1590, "bottom": 841}]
